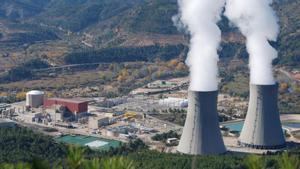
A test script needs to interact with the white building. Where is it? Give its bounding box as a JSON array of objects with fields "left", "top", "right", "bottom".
[{"left": 159, "top": 97, "right": 188, "bottom": 108}]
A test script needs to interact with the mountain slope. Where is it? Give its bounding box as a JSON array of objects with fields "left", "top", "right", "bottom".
[
  {"left": 0, "top": 0, "right": 299, "bottom": 71},
  {"left": 0, "top": 0, "right": 50, "bottom": 19}
]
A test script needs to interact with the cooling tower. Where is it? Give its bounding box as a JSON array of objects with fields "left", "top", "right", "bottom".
[
  {"left": 239, "top": 84, "right": 286, "bottom": 149},
  {"left": 177, "top": 91, "right": 226, "bottom": 155}
]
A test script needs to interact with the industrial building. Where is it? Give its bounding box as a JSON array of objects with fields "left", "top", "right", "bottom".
[
  {"left": 105, "top": 125, "right": 139, "bottom": 138},
  {"left": 239, "top": 84, "right": 286, "bottom": 149},
  {"left": 177, "top": 91, "right": 226, "bottom": 155},
  {"left": 19, "top": 112, "right": 46, "bottom": 124},
  {"left": 0, "top": 103, "right": 14, "bottom": 118},
  {"left": 26, "top": 90, "right": 45, "bottom": 108},
  {"left": 88, "top": 115, "right": 110, "bottom": 130},
  {"left": 44, "top": 98, "right": 88, "bottom": 114}
]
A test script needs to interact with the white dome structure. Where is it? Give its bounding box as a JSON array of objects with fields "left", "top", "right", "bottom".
[{"left": 26, "top": 90, "right": 45, "bottom": 108}]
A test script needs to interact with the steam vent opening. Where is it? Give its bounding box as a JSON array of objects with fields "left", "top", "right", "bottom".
[
  {"left": 177, "top": 91, "right": 226, "bottom": 155},
  {"left": 238, "top": 84, "right": 286, "bottom": 149}
]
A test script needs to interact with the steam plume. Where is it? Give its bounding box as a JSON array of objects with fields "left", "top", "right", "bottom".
[
  {"left": 225, "top": 0, "right": 279, "bottom": 85},
  {"left": 173, "top": 0, "right": 225, "bottom": 91}
]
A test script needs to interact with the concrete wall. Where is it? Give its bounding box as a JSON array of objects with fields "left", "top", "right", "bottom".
[
  {"left": 239, "top": 84, "right": 285, "bottom": 149},
  {"left": 177, "top": 91, "right": 226, "bottom": 155},
  {"left": 26, "top": 94, "right": 44, "bottom": 108}
]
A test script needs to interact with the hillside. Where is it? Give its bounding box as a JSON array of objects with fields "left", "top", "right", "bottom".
[
  {"left": 1, "top": 127, "right": 300, "bottom": 169},
  {"left": 0, "top": 0, "right": 299, "bottom": 70}
]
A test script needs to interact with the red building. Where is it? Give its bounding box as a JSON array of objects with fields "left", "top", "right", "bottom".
[{"left": 44, "top": 98, "right": 88, "bottom": 114}]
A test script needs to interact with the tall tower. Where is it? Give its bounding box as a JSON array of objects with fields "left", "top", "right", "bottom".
[
  {"left": 239, "top": 84, "right": 286, "bottom": 149},
  {"left": 177, "top": 91, "right": 226, "bottom": 155}
]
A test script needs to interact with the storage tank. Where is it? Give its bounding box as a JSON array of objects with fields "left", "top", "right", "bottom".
[{"left": 26, "top": 90, "right": 45, "bottom": 108}]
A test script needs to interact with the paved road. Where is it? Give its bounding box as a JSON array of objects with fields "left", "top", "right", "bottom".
[{"left": 32, "top": 62, "right": 152, "bottom": 72}]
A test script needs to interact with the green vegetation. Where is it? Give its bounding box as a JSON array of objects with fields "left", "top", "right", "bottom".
[
  {"left": 218, "top": 42, "right": 248, "bottom": 59},
  {"left": 274, "top": 1, "right": 300, "bottom": 66},
  {"left": 244, "top": 155, "right": 265, "bottom": 169},
  {"left": 4, "top": 31, "right": 58, "bottom": 45},
  {"left": 0, "top": 0, "right": 299, "bottom": 111},
  {"left": 222, "top": 73, "right": 249, "bottom": 98},
  {"left": 0, "top": 126, "right": 148, "bottom": 163},
  {"left": 0, "top": 60, "right": 188, "bottom": 99},
  {"left": 2, "top": 148, "right": 300, "bottom": 169},
  {"left": 0, "top": 58, "right": 49, "bottom": 82},
  {"left": 129, "top": 0, "right": 178, "bottom": 34},
  {"left": 23, "top": 58, "right": 50, "bottom": 69},
  {"left": 0, "top": 145, "right": 136, "bottom": 169},
  {"left": 130, "top": 151, "right": 300, "bottom": 169},
  {"left": 64, "top": 45, "right": 185, "bottom": 64},
  {"left": 1, "top": 126, "right": 300, "bottom": 169},
  {"left": 151, "top": 130, "right": 180, "bottom": 141},
  {"left": 0, "top": 0, "right": 51, "bottom": 19},
  {"left": 35, "top": 0, "right": 143, "bottom": 32},
  {"left": 4, "top": 66, "right": 33, "bottom": 82},
  {"left": 0, "top": 127, "right": 67, "bottom": 163},
  {"left": 154, "top": 108, "right": 187, "bottom": 126},
  {"left": 0, "top": 0, "right": 299, "bottom": 68},
  {"left": 279, "top": 92, "right": 300, "bottom": 114}
]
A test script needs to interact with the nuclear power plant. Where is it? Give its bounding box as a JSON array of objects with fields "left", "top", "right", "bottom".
[
  {"left": 177, "top": 91, "right": 226, "bottom": 155},
  {"left": 178, "top": 83, "right": 286, "bottom": 155},
  {"left": 239, "top": 84, "right": 286, "bottom": 149}
]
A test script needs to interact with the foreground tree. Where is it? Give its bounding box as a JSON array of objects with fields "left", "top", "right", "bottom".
[
  {"left": 244, "top": 155, "right": 264, "bottom": 169},
  {"left": 278, "top": 152, "right": 299, "bottom": 169},
  {"left": 66, "top": 146, "right": 85, "bottom": 169}
]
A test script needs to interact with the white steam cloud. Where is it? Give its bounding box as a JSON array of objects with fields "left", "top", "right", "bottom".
[
  {"left": 173, "top": 0, "right": 225, "bottom": 91},
  {"left": 225, "top": 0, "right": 279, "bottom": 85}
]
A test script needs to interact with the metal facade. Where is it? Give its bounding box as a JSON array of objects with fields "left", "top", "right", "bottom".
[{"left": 44, "top": 98, "right": 88, "bottom": 114}]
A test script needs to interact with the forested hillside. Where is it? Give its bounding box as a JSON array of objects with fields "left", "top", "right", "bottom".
[
  {"left": 1, "top": 127, "right": 300, "bottom": 169},
  {"left": 0, "top": 0, "right": 299, "bottom": 70}
]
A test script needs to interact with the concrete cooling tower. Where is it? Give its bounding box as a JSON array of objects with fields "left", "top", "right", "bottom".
[
  {"left": 239, "top": 84, "right": 286, "bottom": 149},
  {"left": 177, "top": 91, "right": 226, "bottom": 155}
]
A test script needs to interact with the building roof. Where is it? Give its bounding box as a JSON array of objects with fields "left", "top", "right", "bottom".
[
  {"left": 46, "top": 98, "right": 88, "bottom": 104},
  {"left": 27, "top": 90, "right": 44, "bottom": 95}
]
